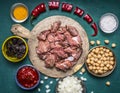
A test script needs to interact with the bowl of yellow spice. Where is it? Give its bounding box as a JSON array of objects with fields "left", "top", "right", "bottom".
[{"left": 10, "top": 3, "right": 29, "bottom": 23}]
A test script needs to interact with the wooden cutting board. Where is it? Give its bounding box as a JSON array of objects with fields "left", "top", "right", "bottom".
[{"left": 11, "top": 15, "right": 89, "bottom": 78}]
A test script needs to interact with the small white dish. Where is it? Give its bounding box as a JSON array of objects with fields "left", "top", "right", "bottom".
[
  {"left": 10, "top": 3, "right": 29, "bottom": 23},
  {"left": 99, "top": 13, "right": 119, "bottom": 33}
]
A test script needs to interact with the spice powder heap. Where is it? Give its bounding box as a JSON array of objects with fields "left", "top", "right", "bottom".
[{"left": 13, "top": 6, "right": 28, "bottom": 20}]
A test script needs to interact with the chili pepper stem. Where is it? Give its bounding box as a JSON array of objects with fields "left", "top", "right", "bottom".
[{"left": 30, "top": 16, "right": 36, "bottom": 26}]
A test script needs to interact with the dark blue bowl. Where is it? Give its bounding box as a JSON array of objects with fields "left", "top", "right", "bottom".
[{"left": 15, "top": 64, "right": 40, "bottom": 90}]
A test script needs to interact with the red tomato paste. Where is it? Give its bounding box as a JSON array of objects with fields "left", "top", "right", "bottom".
[{"left": 17, "top": 66, "right": 39, "bottom": 88}]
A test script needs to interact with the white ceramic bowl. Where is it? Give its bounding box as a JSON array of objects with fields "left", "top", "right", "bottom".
[
  {"left": 10, "top": 3, "right": 29, "bottom": 23},
  {"left": 99, "top": 13, "right": 119, "bottom": 33}
]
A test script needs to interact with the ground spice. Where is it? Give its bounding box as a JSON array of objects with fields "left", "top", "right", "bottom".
[{"left": 13, "top": 6, "right": 28, "bottom": 20}]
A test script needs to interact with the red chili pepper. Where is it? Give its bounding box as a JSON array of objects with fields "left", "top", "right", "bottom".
[
  {"left": 31, "top": 3, "right": 46, "bottom": 25},
  {"left": 74, "top": 7, "right": 84, "bottom": 17},
  {"left": 83, "top": 14, "right": 93, "bottom": 24},
  {"left": 91, "top": 22, "right": 98, "bottom": 36},
  {"left": 62, "top": 3, "right": 73, "bottom": 12},
  {"left": 48, "top": 1, "right": 60, "bottom": 10}
]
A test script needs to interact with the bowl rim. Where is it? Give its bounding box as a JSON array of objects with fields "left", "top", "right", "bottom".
[
  {"left": 99, "top": 13, "right": 119, "bottom": 33},
  {"left": 56, "top": 75, "right": 86, "bottom": 93},
  {"left": 10, "top": 3, "right": 29, "bottom": 23},
  {"left": 2, "top": 36, "right": 28, "bottom": 62},
  {"left": 15, "top": 64, "right": 40, "bottom": 90},
  {"left": 85, "top": 46, "right": 116, "bottom": 77}
]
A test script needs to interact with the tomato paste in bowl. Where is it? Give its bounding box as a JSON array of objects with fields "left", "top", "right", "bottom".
[{"left": 15, "top": 64, "right": 40, "bottom": 90}]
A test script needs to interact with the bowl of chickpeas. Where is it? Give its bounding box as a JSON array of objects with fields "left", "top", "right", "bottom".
[{"left": 85, "top": 46, "right": 116, "bottom": 77}]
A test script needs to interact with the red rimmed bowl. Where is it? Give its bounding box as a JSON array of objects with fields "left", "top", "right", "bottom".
[{"left": 15, "top": 64, "right": 40, "bottom": 90}]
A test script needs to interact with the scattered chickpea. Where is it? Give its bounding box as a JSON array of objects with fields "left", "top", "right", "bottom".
[
  {"left": 106, "top": 81, "right": 110, "bottom": 86},
  {"left": 100, "top": 51, "right": 104, "bottom": 54},
  {"left": 105, "top": 53, "right": 109, "bottom": 57},
  {"left": 100, "top": 63, "right": 104, "bottom": 67},
  {"left": 94, "top": 70, "right": 98, "bottom": 74},
  {"left": 88, "top": 54, "right": 92, "bottom": 58},
  {"left": 106, "top": 49, "right": 110, "bottom": 53},
  {"left": 89, "top": 66, "right": 93, "bottom": 70},
  {"left": 86, "top": 59, "right": 90, "bottom": 64},
  {"left": 109, "top": 61, "right": 114, "bottom": 65},
  {"left": 81, "top": 67, "right": 86, "bottom": 73},
  {"left": 95, "top": 63, "right": 99, "bottom": 66},
  {"left": 110, "top": 57, "right": 114, "bottom": 61},
  {"left": 100, "top": 47, "right": 103, "bottom": 50},
  {"left": 93, "top": 66, "right": 96, "bottom": 70},
  {"left": 109, "top": 52, "right": 113, "bottom": 56},
  {"left": 106, "top": 64, "right": 110, "bottom": 68},
  {"left": 109, "top": 65, "right": 113, "bottom": 70},
  {"left": 104, "top": 67, "right": 108, "bottom": 71},
  {"left": 103, "top": 48, "right": 106, "bottom": 52},
  {"left": 112, "top": 43, "right": 116, "bottom": 48},
  {"left": 96, "top": 66, "right": 100, "bottom": 70},
  {"left": 106, "top": 57, "right": 110, "bottom": 61},
  {"left": 104, "top": 40, "right": 109, "bottom": 44},
  {"left": 90, "top": 41, "right": 95, "bottom": 45},
  {"left": 104, "top": 61, "right": 108, "bottom": 65},
  {"left": 97, "top": 54, "right": 101, "bottom": 58},
  {"left": 96, "top": 40, "right": 101, "bottom": 45}
]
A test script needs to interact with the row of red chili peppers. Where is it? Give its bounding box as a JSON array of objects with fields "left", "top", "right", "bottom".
[{"left": 31, "top": 1, "right": 98, "bottom": 36}]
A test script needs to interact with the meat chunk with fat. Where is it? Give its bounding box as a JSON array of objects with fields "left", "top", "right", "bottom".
[
  {"left": 51, "top": 47, "right": 68, "bottom": 59},
  {"left": 45, "top": 54, "right": 57, "bottom": 68},
  {"left": 38, "top": 53, "right": 47, "bottom": 60},
  {"left": 72, "top": 35, "right": 82, "bottom": 46},
  {"left": 64, "top": 31, "right": 79, "bottom": 47},
  {"left": 36, "top": 40, "right": 50, "bottom": 54},
  {"left": 47, "top": 33, "right": 55, "bottom": 42},
  {"left": 51, "top": 21, "right": 61, "bottom": 32},
  {"left": 55, "top": 32, "right": 65, "bottom": 41},
  {"left": 55, "top": 60, "right": 73, "bottom": 71},
  {"left": 50, "top": 42, "right": 62, "bottom": 49},
  {"left": 58, "top": 26, "right": 67, "bottom": 34},
  {"left": 37, "top": 30, "right": 50, "bottom": 40},
  {"left": 67, "top": 26, "right": 78, "bottom": 36},
  {"left": 72, "top": 48, "right": 83, "bottom": 61},
  {"left": 60, "top": 40, "right": 69, "bottom": 48},
  {"left": 64, "top": 47, "right": 77, "bottom": 54}
]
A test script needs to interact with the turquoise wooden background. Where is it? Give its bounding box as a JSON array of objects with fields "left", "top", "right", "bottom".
[{"left": 0, "top": 0, "right": 120, "bottom": 93}]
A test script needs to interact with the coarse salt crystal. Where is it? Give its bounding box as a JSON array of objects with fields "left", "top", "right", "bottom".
[
  {"left": 38, "top": 88, "right": 41, "bottom": 92},
  {"left": 91, "top": 91, "right": 94, "bottom": 93},
  {"left": 45, "top": 85, "right": 50, "bottom": 89},
  {"left": 44, "top": 76, "right": 48, "bottom": 79},
  {"left": 50, "top": 81, "right": 53, "bottom": 84},
  {"left": 40, "top": 80, "right": 44, "bottom": 84},
  {"left": 79, "top": 72, "right": 83, "bottom": 75},
  {"left": 56, "top": 78, "right": 59, "bottom": 81},
  {"left": 80, "top": 76, "right": 87, "bottom": 81},
  {"left": 46, "top": 89, "right": 51, "bottom": 93}
]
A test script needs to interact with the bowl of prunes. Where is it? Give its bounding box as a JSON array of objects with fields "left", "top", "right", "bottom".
[{"left": 2, "top": 36, "right": 28, "bottom": 62}]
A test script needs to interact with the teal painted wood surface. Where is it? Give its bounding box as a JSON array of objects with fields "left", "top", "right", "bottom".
[{"left": 0, "top": 0, "right": 120, "bottom": 93}]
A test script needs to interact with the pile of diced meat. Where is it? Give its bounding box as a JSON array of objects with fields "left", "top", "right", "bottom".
[{"left": 36, "top": 21, "right": 82, "bottom": 72}]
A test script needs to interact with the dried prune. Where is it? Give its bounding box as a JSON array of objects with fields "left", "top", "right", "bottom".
[
  {"left": 6, "top": 38, "right": 26, "bottom": 59},
  {"left": 17, "top": 39, "right": 24, "bottom": 45},
  {"left": 19, "top": 45, "right": 26, "bottom": 53},
  {"left": 12, "top": 38, "right": 18, "bottom": 45}
]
